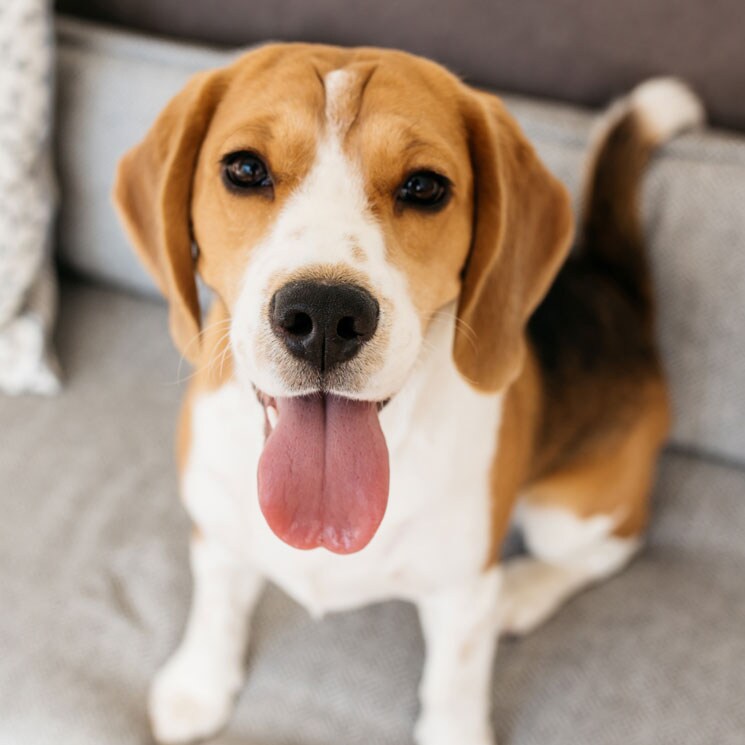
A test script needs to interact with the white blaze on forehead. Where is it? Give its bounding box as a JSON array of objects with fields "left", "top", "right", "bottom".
[{"left": 324, "top": 69, "right": 359, "bottom": 136}]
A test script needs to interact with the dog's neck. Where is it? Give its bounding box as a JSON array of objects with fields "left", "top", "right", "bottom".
[{"left": 379, "top": 302, "right": 503, "bottom": 453}]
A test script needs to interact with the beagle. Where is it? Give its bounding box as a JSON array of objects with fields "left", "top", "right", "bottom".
[{"left": 114, "top": 43, "right": 702, "bottom": 745}]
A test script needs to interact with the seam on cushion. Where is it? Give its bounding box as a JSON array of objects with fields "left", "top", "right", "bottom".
[
  {"left": 55, "top": 15, "right": 237, "bottom": 70},
  {"left": 664, "top": 443, "right": 745, "bottom": 475}
]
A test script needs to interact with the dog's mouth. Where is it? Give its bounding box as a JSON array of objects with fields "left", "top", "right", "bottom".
[{"left": 255, "top": 390, "right": 390, "bottom": 554}]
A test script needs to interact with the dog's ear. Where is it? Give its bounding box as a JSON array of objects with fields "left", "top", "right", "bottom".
[
  {"left": 113, "top": 69, "right": 226, "bottom": 363},
  {"left": 454, "top": 91, "right": 573, "bottom": 392}
]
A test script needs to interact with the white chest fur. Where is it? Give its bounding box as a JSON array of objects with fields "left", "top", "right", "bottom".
[{"left": 182, "top": 310, "right": 503, "bottom": 616}]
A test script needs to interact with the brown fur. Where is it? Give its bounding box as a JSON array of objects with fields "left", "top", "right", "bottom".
[
  {"left": 114, "top": 70, "right": 229, "bottom": 362},
  {"left": 175, "top": 299, "right": 235, "bottom": 475},
  {"left": 484, "top": 105, "right": 672, "bottom": 558},
  {"left": 524, "top": 383, "right": 669, "bottom": 540},
  {"left": 454, "top": 92, "right": 574, "bottom": 392}
]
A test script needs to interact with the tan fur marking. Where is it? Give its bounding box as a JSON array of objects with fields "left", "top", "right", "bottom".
[
  {"left": 486, "top": 352, "right": 543, "bottom": 565},
  {"left": 176, "top": 387, "right": 194, "bottom": 474},
  {"left": 453, "top": 93, "right": 574, "bottom": 393},
  {"left": 522, "top": 382, "right": 670, "bottom": 539},
  {"left": 177, "top": 300, "right": 236, "bottom": 482},
  {"left": 487, "top": 348, "right": 670, "bottom": 561}
]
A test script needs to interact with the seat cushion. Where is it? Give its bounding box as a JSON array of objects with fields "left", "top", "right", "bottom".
[{"left": 1, "top": 279, "right": 744, "bottom": 744}]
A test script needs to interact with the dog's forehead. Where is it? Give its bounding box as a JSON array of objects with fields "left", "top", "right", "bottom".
[{"left": 209, "top": 44, "right": 465, "bottom": 146}]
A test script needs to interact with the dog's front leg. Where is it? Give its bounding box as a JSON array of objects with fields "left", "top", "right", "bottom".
[
  {"left": 149, "top": 532, "right": 264, "bottom": 744},
  {"left": 414, "top": 566, "right": 502, "bottom": 745}
]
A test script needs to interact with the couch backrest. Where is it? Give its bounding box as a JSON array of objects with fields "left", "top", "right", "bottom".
[
  {"left": 55, "top": 19, "right": 745, "bottom": 465},
  {"left": 55, "top": 0, "right": 745, "bottom": 132}
]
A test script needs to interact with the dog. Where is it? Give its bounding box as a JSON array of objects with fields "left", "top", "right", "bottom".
[{"left": 114, "top": 43, "right": 702, "bottom": 745}]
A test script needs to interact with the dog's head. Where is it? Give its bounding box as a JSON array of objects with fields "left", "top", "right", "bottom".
[{"left": 114, "top": 44, "right": 572, "bottom": 554}]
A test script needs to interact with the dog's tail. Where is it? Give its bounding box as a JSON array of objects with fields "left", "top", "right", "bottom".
[{"left": 577, "top": 78, "right": 704, "bottom": 315}]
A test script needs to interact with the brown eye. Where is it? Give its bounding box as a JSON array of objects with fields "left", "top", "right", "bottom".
[
  {"left": 397, "top": 171, "right": 450, "bottom": 209},
  {"left": 222, "top": 151, "right": 273, "bottom": 191}
]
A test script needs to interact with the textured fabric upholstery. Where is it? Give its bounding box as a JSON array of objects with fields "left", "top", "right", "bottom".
[
  {"left": 1, "top": 280, "right": 743, "bottom": 745},
  {"left": 54, "top": 0, "right": 745, "bottom": 131}
]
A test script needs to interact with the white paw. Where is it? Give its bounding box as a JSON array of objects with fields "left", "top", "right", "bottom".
[
  {"left": 148, "top": 652, "right": 241, "bottom": 744},
  {"left": 500, "top": 557, "right": 576, "bottom": 637},
  {"left": 414, "top": 714, "right": 494, "bottom": 745}
]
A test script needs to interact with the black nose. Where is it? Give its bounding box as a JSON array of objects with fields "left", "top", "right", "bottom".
[{"left": 270, "top": 280, "right": 379, "bottom": 372}]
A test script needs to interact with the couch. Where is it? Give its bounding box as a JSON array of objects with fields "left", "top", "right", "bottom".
[{"left": 1, "top": 5, "right": 744, "bottom": 744}]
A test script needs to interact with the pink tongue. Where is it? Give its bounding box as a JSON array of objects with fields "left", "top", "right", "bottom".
[{"left": 257, "top": 394, "right": 390, "bottom": 554}]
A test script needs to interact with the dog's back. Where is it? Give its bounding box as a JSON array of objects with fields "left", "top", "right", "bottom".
[{"left": 528, "top": 79, "right": 704, "bottom": 479}]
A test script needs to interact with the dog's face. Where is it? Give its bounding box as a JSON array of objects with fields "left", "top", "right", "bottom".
[
  {"left": 196, "top": 54, "right": 475, "bottom": 404},
  {"left": 115, "top": 44, "right": 572, "bottom": 554}
]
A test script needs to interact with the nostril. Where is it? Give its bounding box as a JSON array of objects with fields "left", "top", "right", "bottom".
[
  {"left": 271, "top": 280, "right": 378, "bottom": 370},
  {"left": 282, "top": 311, "right": 313, "bottom": 337},
  {"left": 336, "top": 316, "right": 360, "bottom": 341}
]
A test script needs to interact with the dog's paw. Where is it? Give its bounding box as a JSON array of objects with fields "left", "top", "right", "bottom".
[
  {"left": 148, "top": 652, "right": 241, "bottom": 744},
  {"left": 414, "top": 714, "right": 494, "bottom": 745},
  {"left": 500, "top": 557, "right": 574, "bottom": 637}
]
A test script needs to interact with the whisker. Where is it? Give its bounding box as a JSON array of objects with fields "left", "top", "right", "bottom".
[
  {"left": 207, "top": 329, "right": 234, "bottom": 383},
  {"left": 427, "top": 308, "right": 479, "bottom": 356},
  {"left": 172, "top": 318, "right": 233, "bottom": 386}
]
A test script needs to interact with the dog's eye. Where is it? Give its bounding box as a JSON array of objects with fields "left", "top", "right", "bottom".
[
  {"left": 222, "top": 152, "right": 273, "bottom": 190},
  {"left": 397, "top": 171, "right": 450, "bottom": 210}
]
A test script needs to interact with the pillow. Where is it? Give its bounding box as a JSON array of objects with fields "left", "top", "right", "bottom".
[{"left": 0, "top": 0, "right": 60, "bottom": 395}]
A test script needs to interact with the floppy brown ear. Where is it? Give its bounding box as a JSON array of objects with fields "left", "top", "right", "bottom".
[
  {"left": 113, "top": 69, "right": 226, "bottom": 363},
  {"left": 455, "top": 91, "right": 574, "bottom": 392}
]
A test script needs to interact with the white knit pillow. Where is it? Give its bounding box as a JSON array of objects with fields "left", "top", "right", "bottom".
[{"left": 0, "top": 0, "right": 60, "bottom": 394}]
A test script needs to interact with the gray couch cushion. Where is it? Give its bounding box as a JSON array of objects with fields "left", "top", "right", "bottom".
[
  {"left": 55, "top": 19, "right": 234, "bottom": 297},
  {"left": 55, "top": 0, "right": 745, "bottom": 132},
  {"left": 1, "top": 280, "right": 744, "bottom": 744}
]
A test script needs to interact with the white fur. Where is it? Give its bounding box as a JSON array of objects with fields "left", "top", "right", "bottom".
[
  {"left": 501, "top": 503, "right": 640, "bottom": 636},
  {"left": 188, "top": 308, "right": 502, "bottom": 613},
  {"left": 579, "top": 77, "right": 703, "bottom": 229},
  {"left": 631, "top": 77, "right": 705, "bottom": 142},
  {"left": 416, "top": 566, "right": 503, "bottom": 745},
  {"left": 324, "top": 68, "right": 356, "bottom": 134},
  {"left": 518, "top": 502, "right": 617, "bottom": 566},
  {"left": 149, "top": 538, "right": 263, "bottom": 743},
  {"left": 152, "top": 308, "right": 505, "bottom": 744}
]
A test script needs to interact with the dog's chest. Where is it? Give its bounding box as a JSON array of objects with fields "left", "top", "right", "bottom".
[{"left": 182, "top": 330, "right": 502, "bottom": 615}]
